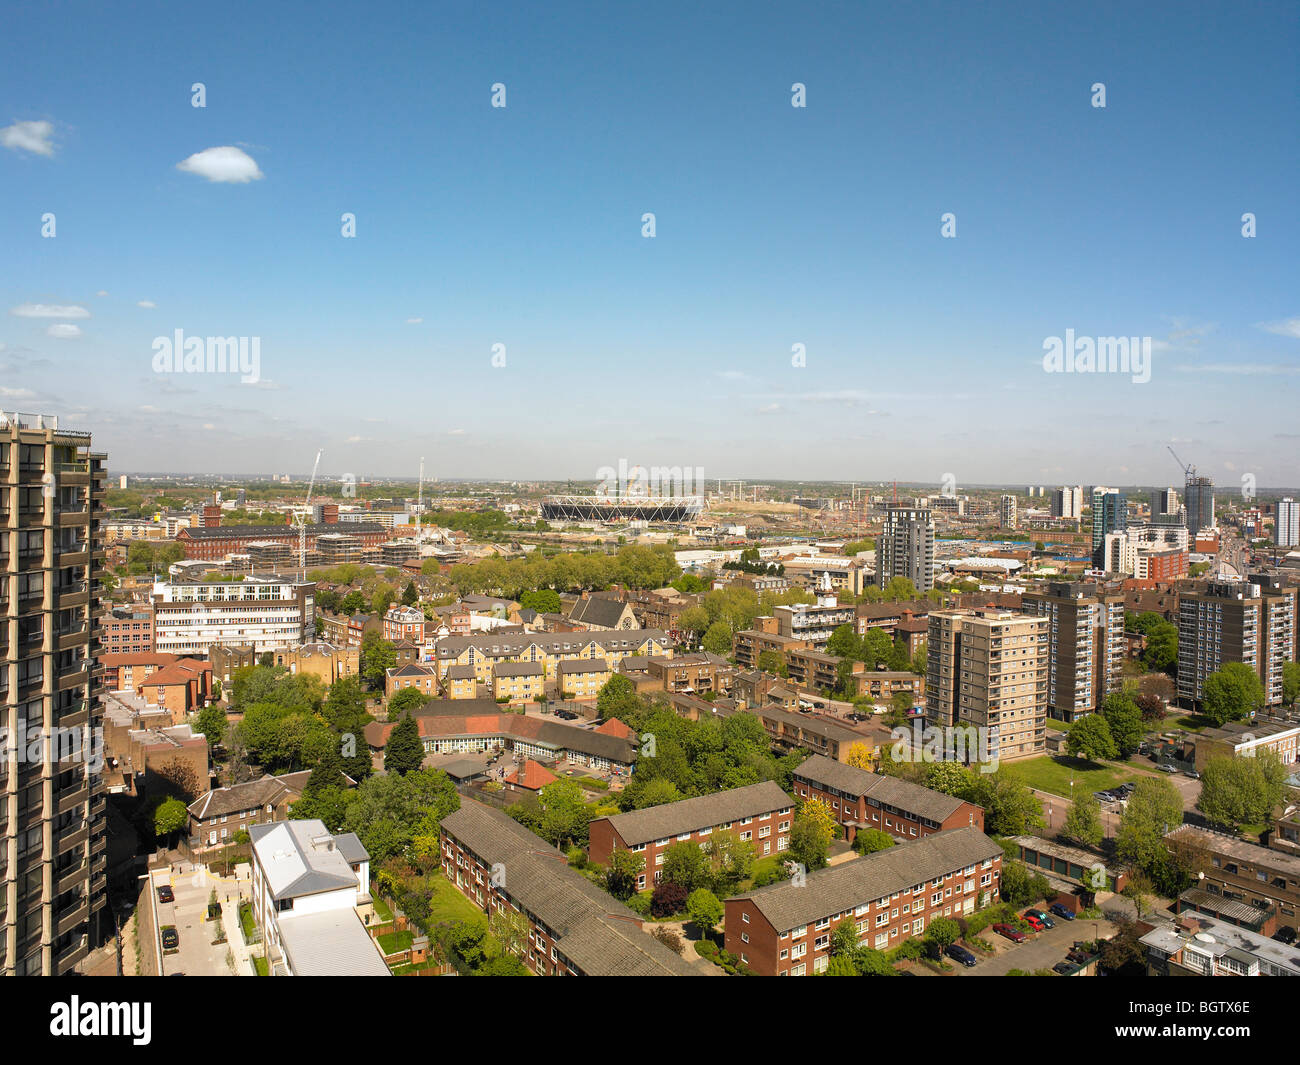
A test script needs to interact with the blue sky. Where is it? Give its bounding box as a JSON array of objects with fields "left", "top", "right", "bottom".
[{"left": 2, "top": 0, "right": 1297, "bottom": 489}]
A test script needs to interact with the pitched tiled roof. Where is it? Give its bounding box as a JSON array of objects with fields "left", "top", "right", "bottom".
[
  {"left": 440, "top": 802, "right": 700, "bottom": 977},
  {"left": 188, "top": 775, "right": 290, "bottom": 820},
  {"left": 568, "top": 597, "right": 634, "bottom": 629},
  {"left": 792, "top": 754, "right": 973, "bottom": 824},
  {"left": 504, "top": 759, "right": 558, "bottom": 790},
  {"left": 730, "top": 826, "right": 1002, "bottom": 933},
  {"left": 596, "top": 781, "right": 793, "bottom": 848},
  {"left": 363, "top": 707, "right": 637, "bottom": 763},
  {"left": 493, "top": 661, "right": 545, "bottom": 677},
  {"left": 594, "top": 718, "right": 637, "bottom": 740}
]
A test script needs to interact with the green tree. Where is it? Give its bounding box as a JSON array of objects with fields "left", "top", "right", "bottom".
[
  {"left": 924, "top": 916, "right": 961, "bottom": 951},
  {"left": 701, "top": 620, "right": 733, "bottom": 657},
  {"left": 853, "top": 828, "right": 896, "bottom": 855},
  {"left": 1066, "top": 713, "right": 1118, "bottom": 763},
  {"left": 401, "top": 580, "right": 419, "bottom": 606},
  {"left": 1100, "top": 693, "right": 1144, "bottom": 758},
  {"left": 1116, "top": 776, "right": 1184, "bottom": 873},
  {"left": 384, "top": 714, "right": 425, "bottom": 775},
  {"left": 686, "top": 888, "right": 724, "bottom": 934},
  {"left": 661, "top": 841, "right": 710, "bottom": 893},
  {"left": 388, "top": 687, "right": 429, "bottom": 716},
  {"left": 195, "top": 705, "right": 228, "bottom": 748},
  {"left": 1283, "top": 661, "right": 1300, "bottom": 707},
  {"left": 603, "top": 848, "right": 645, "bottom": 900},
  {"left": 1062, "top": 791, "right": 1104, "bottom": 848},
  {"left": 1196, "top": 752, "right": 1287, "bottom": 830},
  {"left": 361, "top": 632, "right": 397, "bottom": 687},
  {"left": 153, "top": 796, "right": 189, "bottom": 841},
  {"left": 1202, "top": 662, "right": 1265, "bottom": 727}
]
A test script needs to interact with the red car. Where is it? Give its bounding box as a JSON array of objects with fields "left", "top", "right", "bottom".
[
  {"left": 1022, "top": 913, "right": 1045, "bottom": 931},
  {"left": 993, "top": 923, "right": 1026, "bottom": 943}
]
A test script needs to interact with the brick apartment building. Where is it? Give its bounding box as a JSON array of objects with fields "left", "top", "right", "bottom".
[
  {"left": 103, "top": 602, "right": 154, "bottom": 655},
  {"left": 588, "top": 781, "right": 794, "bottom": 888},
  {"left": 440, "top": 802, "right": 699, "bottom": 976},
  {"left": 1167, "top": 825, "right": 1300, "bottom": 931},
  {"left": 724, "top": 826, "right": 1003, "bottom": 975},
  {"left": 175, "top": 520, "right": 388, "bottom": 561},
  {"left": 791, "top": 754, "right": 984, "bottom": 844}
]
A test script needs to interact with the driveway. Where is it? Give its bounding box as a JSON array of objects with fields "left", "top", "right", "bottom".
[
  {"left": 955, "top": 911, "right": 1121, "bottom": 976},
  {"left": 150, "top": 863, "right": 248, "bottom": 976}
]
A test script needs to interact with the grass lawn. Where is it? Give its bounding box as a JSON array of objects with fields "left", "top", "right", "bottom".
[
  {"left": 1172, "top": 715, "right": 1214, "bottom": 733},
  {"left": 252, "top": 955, "right": 269, "bottom": 977},
  {"left": 371, "top": 895, "right": 394, "bottom": 923},
  {"left": 378, "top": 929, "right": 415, "bottom": 955},
  {"left": 238, "top": 901, "right": 256, "bottom": 941},
  {"left": 426, "top": 874, "right": 487, "bottom": 926},
  {"left": 1005, "top": 755, "right": 1139, "bottom": 798}
]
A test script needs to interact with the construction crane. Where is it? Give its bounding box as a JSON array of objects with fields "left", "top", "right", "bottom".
[
  {"left": 1168, "top": 446, "right": 1195, "bottom": 480},
  {"left": 294, "top": 449, "right": 323, "bottom": 575}
]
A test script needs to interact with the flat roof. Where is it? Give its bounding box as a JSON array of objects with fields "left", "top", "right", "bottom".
[{"left": 276, "top": 909, "right": 391, "bottom": 977}]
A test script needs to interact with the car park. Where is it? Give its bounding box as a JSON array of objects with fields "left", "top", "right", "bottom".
[
  {"left": 945, "top": 943, "right": 977, "bottom": 967},
  {"left": 161, "top": 927, "right": 179, "bottom": 950},
  {"left": 992, "top": 923, "right": 1026, "bottom": 943},
  {"left": 1158, "top": 764, "right": 1178, "bottom": 773},
  {"left": 1066, "top": 949, "right": 1089, "bottom": 964},
  {"left": 156, "top": 885, "right": 174, "bottom": 904},
  {"left": 1022, "top": 912, "right": 1045, "bottom": 931},
  {"left": 1026, "top": 908, "right": 1054, "bottom": 928},
  {"left": 1049, "top": 903, "right": 1076, "bottom": 921}
]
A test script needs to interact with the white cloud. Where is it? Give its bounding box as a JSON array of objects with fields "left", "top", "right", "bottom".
[
  {"left": 406, "top": 317, "right": 424, "bottom": 324},
  {"left": 447, "top": 428, "right": 467, "bottom": 435},
  {"left": 0, "top": 120, "right": 55, "bottom": 157},
  {"left": 1177, "top": 363, "right": 1300, "bottom": 376},
  {"left": 96, "top": 290, "right": 109, "bottom": 297},
  {"left": 47, "top": 323, "right": 82, "bottom": 339},
  {"left": 9, "top": 303, "right": 91, "bottom": 319},
  {"left": 137, "top": 300, "right": 157, "bottom": 309},
  {"left": 176, "top": 145, "right": 264, "bottom": 184},
  {"left": 1258, "top": 318, "right": 1300, "bottom": 339},
  {"left": 757, "top": 403, "right": 781, "bottom": 414},
  {"left": 0, "top": 386, "right": 36, "bottom": 398}
]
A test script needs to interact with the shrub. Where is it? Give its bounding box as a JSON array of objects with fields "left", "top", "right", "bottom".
[{"left": 650, "top": 881, "right": 689, "bottom": 918}]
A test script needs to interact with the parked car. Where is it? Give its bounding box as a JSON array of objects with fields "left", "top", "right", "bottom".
[
  {"left": 1026, "top": 908, "right": 1055, "bottom": 928},
  {"left": 156, "top": 885, "right": 174, "bottom": 904},
  {"left": 1158, "top": 763, "right": 1178, "bottom": 773},
  {"left": 1052, "top": 961, "right": 1075, "bottom": 975},
  {"left": 1022, "top": 912, "right": 1045, "bottom": 931},
  {"left": 1272, "top": 926, "right": 1298, "bottom": 945},
  {"left": 1118, "top": 782, "right": 1137, "bottom": 794},
  {"left": 1066, "top": 949, "right": 1089, "bottom": 964},
  {"left": 1049, "top": 903, "right": 1076, "bottom": 921},
  {"left": 1183, "top": 769, "right": 1201, "bottom": 779},
  {"left": 813, "top": 702, "right": 825, "bottom": 709},
  {"left": 945, "top": 943, "right": 977, "bottom": 967},
  {"left": 161, "top": 927, "right": 179, "bottom": 950},
  {"left": 992, "top": 923, "right": 1026, "bottom": 943}
]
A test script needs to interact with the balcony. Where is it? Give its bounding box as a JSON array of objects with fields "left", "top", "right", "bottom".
[
  {"left": 56, "top": 899, "right": 90, "bottom": 938},
  {"left": 56, "top": 859, "right": 89, "bottom": 895},
  {"left": 55, "top": 937, "right": 89, "bottom": 974},
  {"left": 57, "top": 783, "right": 90, "bottom": 815},
  {"left": 55, "top": 821, "right": 89, "bottom": 853},
  {"left": 56, "top": 506, "right": 89, "bottom": 528}
]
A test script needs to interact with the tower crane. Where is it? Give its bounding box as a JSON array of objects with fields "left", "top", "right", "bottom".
[{"left": 294, "top": 449, "right": 323, "bottom": 575}]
